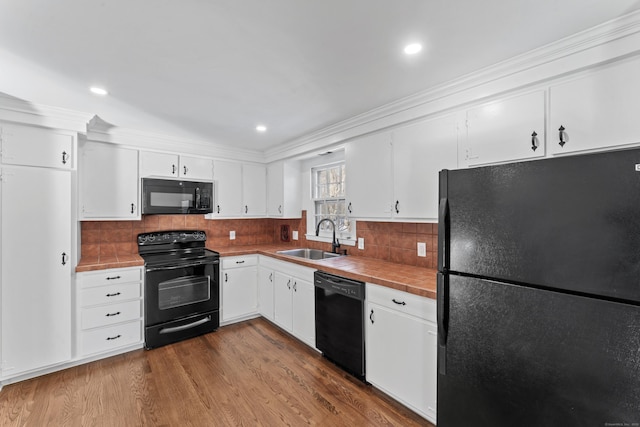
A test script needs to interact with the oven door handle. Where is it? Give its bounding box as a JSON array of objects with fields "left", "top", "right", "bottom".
[
  {"left": 146, "top": 261, "right": 213, "bottom": 272},
  {"left": 159, "top": 316, "right": 212, "bottom": 335}
]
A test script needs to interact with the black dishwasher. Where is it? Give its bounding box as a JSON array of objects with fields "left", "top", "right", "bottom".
[{"left": 314, "top": 271, "right": 365, "bottom": 380}]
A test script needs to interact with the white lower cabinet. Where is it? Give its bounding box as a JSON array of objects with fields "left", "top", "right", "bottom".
[
  {"left": 366, "top": 283, "right": 437, "bottom": 424},
  {"left": 262, "top": 256, "right": 316, "bottom": 348},
  {"left": 258, "top": 266, "right": 275, "bottom": 321},
  {"left": 1, "top": 165, "right": 72, "bottom": 380},
  {"left": 76, "top": 267, "right": 144, "bottom": 358},
  {"left": 221, "top": 255, "right": 259, "bottom": 323}
]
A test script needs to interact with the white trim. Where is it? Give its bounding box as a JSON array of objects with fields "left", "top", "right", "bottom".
[{"left": 0, "top": 93, "right": 92, "bottom": 132}]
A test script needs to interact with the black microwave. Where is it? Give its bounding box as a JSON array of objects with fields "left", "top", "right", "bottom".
[{"left": 142, "top": 178, "right": 213, "bottom": 214}]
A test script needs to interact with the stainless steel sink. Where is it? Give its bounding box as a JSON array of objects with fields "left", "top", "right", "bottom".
[{"left": 276, "top": 248, "right": 343, "bottom": 260}]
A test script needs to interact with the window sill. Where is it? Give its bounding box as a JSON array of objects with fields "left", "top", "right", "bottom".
[{"left": 304, "top": 234, "right": 356, "bottom": 247}]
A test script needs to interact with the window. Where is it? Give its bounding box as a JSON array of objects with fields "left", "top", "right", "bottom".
[{"left": 312, "top": 162, "right": 352, "bottom": 237}]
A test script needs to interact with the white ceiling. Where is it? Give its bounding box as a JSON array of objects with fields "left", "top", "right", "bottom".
[{"left": 1, "top": 0, "right": 639, "bottom": 153}]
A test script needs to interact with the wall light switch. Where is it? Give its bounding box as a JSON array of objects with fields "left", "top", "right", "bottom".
[
  {"left": 230, "top": 230, "right": 236, "bottom": 240},
  {"left": 417, "top": 242, "right": 427, "bottom": 257},
  {"left": 358, "top": 237, "right": 365, "bottom": 250},
  {"left": 292, "top": 230, "right": 299, "bottom": 240}
]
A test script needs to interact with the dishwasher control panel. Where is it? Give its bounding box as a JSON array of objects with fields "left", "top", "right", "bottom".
[{"left": 314, "top": 271, "right": 364, "bottom": 300}]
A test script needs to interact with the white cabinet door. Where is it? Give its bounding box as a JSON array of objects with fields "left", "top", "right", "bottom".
[
  {"left": 549, "top": 57, "right": 640, "bottom": 155},
  {"left": 462, "top": 90, "right": 546, "bottom": 166},
  {"left": 1, "top": 166, "right": 71, "bottom": 378},
  {"left": 291, "top": 278, "right": 315, "bottom": 347},
  {"left": 242, "top": 163, "right": 267, "bottom": 217},
  {"left": 222, "top": 266, "right": 258, "bottom": 322},
  {"left": 392, "top": 114, "right": 459, "bottom": 220},
  {"left": 366, "top": 302, "right": 437, "bottom": 423},
  {"left": 273, "top": 272, "right": 293, "bottom": 332},
  {"left": 180, "top": 155, "right": 213, "bottom": 181},
  {"left": 80, "top": 141, "right": 139, "bottom": 220},
  {"left": 1, "top": 123, "right": 74, "bottom": 169},
  {"left": 140, "top": 151, "right": 180, "bottom": 178},
  {"left": 212, "top": 160, "right": 242, "bottom": 217},
  {"left": 267, "top": 161, "right": 301, "bottom": 218},
  {"left": 346, "top": 131, "right": 393, "bottom": 218},
  {"left": 258, "top": 267, "right": 275, "bottom": 321},
  {"left": 267, "top": 162, "right": 284, "bottom": 217}
]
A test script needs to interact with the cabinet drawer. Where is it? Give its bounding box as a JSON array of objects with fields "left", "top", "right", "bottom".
[
  {"left": 79, "top": 320, "right": 142, "bottom": 356},
  {"left": 78, "top": 268, "right": 142, "bottom": 288},
  {"left": 222, "top": 255, "right": 258, "bottom": 269},
  {"left": 80, "top": 282, "right": 141, "bottom": 307},
  {"left": 81, "top": 300, "right": 141, "bottom": 330},
  {"left": 366, "top": 283, "right": 436, "bottom": 322}
]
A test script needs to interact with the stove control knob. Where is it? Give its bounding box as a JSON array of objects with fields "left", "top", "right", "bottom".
[{"left": 139, "top": 235, "right": 147, "bottom": 243}]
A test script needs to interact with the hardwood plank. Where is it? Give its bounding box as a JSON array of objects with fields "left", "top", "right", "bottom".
[{"left": 0, "top": 318, "right": 433, "bottom": 426}]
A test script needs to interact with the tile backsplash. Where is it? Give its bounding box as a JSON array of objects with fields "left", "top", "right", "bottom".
[{"left": 80, "top": 211, "right": 438, "bottom": 268}]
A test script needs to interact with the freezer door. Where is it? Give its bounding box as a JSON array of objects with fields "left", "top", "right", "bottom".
[
  {"left": 437, "top": 274, "right": 640, "bottom": 426},
  {"left": 441, "top": 148, "right": 640, "bottom": 303}
]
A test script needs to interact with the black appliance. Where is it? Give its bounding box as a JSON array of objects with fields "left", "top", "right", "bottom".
[
  {"left": 138, "top": 230, "right": 219, "bottom": 349},
  {"left": 437, "top": 148, "right": 640, "bottom": 426},
  {"left": 314, "top": 271, "right": 365, "bottom": 380},
  {"left": 142, "top": 178, "right": 213, "bottom": 215}
]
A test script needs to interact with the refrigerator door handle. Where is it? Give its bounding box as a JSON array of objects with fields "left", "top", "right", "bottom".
[
  {"left": 437, "top": 272, "right": 449, "bottom": 375},
  {"left": 438, "top": 197, "right": 450, "bottom": 271}
]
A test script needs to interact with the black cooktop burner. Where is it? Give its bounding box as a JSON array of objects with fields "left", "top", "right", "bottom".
[{"left": 137, "top": 230, "right": 219, "bottom": 268}]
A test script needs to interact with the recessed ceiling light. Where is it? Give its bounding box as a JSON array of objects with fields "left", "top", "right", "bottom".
[
  {"left": 90, "top": 86, "right": 108, "bottom": 96},
  {"left": 256, "top": 125, "right": 267, "bottom": 132},
  {"left": 404, "top": 43, "right": 422, "bottom": 55}
]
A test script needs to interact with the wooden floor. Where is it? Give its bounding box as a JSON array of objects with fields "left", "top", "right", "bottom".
[{"left": 0, "top": 318, "right": 433, "bottom": 426}]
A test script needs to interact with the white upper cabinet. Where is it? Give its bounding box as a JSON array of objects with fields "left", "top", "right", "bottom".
[
  {"left": 392, "top": 114, "right": 459, "bottom": 221},
  {"left": 461, "top": 90, "right": 546, "bottom": 167},
  {"left": 267, "top": 161, "right": 301, "bottom": 218},
  {"left": 141, "top": 151, "right": 213, "bottom": 180},
  {"left": 212, "top": 160, "right": 243, "bottom": 217},
  {"left": 1, "top": 122, "right": 74, "bottom": 169},
  {"left": 549, "top": 56, "right": 640, "bottom": 155},
  {"left": 180, "top": 155, "right": 214, "bottom": 180},
  {"left": 242, "top": 163, "right": 267, "bottom": 217},
  {"left": 211, "top": 160, "right": 266, "bottom": 217},
  {"left": 346, "top": 131, "right": 393, "bottom": 218},
  {"left": 80, "top": 141, "right": 140, "bottom": 220}
]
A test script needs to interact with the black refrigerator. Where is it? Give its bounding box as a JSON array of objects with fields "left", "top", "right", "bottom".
[{"left": 437, "top": 148, "right": 640, "bottom": 426}]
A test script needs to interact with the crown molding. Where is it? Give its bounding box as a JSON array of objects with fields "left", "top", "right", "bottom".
[
  {"left": 0, "top": 92, "right": 92, "bottom": 131},
  {"left": 86, "top": 115, "right": 265, "bottom": 163},
  {"left": 264, "top": 9, "right": 640, "bottom": 163}
]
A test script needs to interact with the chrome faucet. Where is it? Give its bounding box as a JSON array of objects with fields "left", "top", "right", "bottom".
[{"left": 315, "top": 218, "right": 341, "bottom": 254}]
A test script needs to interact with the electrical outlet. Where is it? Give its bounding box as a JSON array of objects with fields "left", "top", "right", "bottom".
[
  {"left": 229, "top": 230, "right": 236, "bottom": 240},
  {"left": 358, "top": 237, "right": 365, "bottom": 250},
  {"left": 417, "top": 242, "right": 427, "bottom": 257},
  {"left": 292, "top": 230, "right": 299, "bottom": 240}
]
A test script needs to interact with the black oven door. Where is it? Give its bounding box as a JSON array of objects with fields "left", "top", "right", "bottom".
[{"left": 145, "top": 261, "right": 219, "bottom": 327}]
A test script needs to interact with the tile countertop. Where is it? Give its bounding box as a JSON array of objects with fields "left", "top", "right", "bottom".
[
  {"left": 76, "top": 245, "right": 437, "bottom": 300},
  {"left": 217, "top": 245, "right": 437, "bottom": 300}
]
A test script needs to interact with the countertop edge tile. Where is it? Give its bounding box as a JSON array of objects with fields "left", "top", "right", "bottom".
[{"left": 76, "top": 245, "right": 437, "bottom": 300}]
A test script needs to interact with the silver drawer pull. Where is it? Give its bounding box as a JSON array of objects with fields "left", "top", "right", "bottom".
[{"left": 159, "top": 316, "right": 211, "bottom": 335}]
